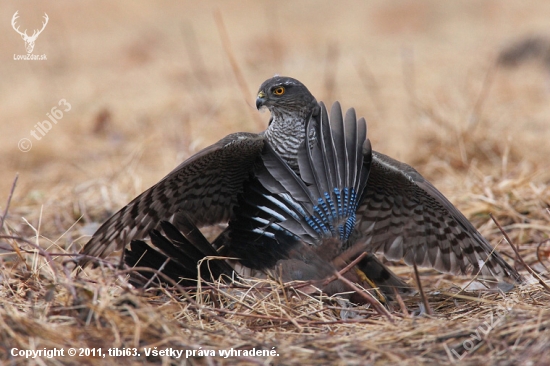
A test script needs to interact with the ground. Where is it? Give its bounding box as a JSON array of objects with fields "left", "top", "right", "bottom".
[{"left": 1, "top": 1, "right": 550, "bottom": 365}]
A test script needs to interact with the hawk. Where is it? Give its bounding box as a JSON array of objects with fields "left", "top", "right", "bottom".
[{"left": 80, "top": 76, "right": 522, "bottom": 285}]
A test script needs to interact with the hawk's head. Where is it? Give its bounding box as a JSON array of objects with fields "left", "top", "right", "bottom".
[{"left": 256, "top": 76, "right": 317, "bottom": 118}]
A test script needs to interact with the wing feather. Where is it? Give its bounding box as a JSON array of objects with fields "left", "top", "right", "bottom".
[
  {"left": 79, "top": 132, "right": 265, "bottom": 267},
  {"left": 357, "top": 151, "right": 522, "bottom": 283}
]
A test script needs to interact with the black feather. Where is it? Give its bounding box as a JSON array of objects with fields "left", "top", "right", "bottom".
[{"left": 124, "top": 221, "right": 232, "bottom": 285}]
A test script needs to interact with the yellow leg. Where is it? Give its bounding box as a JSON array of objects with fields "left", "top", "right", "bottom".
[{"left": 354, "top": 267, "right": 387, "bottom": 304}]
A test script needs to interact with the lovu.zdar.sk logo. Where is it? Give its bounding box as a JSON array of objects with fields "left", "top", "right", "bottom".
[{"left": 12, "top": 11, "right": 48, "bottom": 60}]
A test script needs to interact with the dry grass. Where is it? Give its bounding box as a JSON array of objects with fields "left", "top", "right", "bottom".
[{"left": 1, "top": 1, "right": 550, "bottom": 365}]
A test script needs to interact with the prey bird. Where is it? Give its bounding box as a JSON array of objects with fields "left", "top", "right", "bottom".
[{"left": 80, "top": 76, "right": 522, "bottom": 286}]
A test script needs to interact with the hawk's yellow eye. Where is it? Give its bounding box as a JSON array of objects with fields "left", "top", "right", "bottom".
[{"left": 273, "top": 87, "right": 285, "bottom": 96}]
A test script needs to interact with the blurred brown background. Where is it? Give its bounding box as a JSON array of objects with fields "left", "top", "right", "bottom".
[{"left": 1, "top": 1, "right": 549, "bottom": 244}]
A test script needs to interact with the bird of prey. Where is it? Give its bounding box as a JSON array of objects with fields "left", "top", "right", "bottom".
[
  {"left": 80, "top": 76, "right": 522, "bottom": 285},
  {"left": 125, "top": 101, "right": 410, "bottom": 299}
]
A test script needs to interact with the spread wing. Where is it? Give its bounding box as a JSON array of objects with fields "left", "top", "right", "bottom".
[
  {"left": 79, "top": 132, "right": 266, "bottom": 267},
  {"left": 356, "top": 151, "right": 522, "bottom": 283}
]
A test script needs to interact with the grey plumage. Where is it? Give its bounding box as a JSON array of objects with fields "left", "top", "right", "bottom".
[{"left": 258, "top": 77, "right": 319, "bottom": 172}]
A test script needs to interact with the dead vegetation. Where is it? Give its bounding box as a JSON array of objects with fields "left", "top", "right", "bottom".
[
  {"left": 1, "top": 1, "right": 550, "bottom": 365},
  {"left": 1, "top": 207, "right": 550, "bottom": 365}
]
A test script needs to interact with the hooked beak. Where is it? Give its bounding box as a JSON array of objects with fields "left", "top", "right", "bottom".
[{"left": 256, "top": 91, "right": 266, "bottom": 110}]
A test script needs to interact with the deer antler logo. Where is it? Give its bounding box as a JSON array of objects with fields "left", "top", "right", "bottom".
[{"left": 12, "top": 11, "right": 49, "bottom": 54}]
